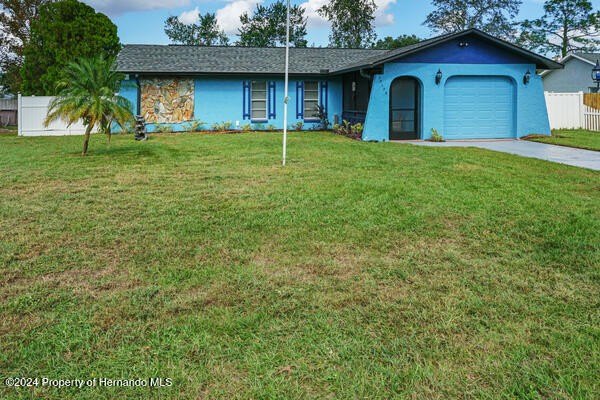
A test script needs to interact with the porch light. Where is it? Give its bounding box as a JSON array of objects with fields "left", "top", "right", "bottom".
[
  {"left": 592, "top": 60, "right": 600, "bottom": 89},
  {"left": 523, "top": 70, "right": 531, "bottom": 85},
  {"left": 435, "top": 69, "right": 443, "bottom": 85}
]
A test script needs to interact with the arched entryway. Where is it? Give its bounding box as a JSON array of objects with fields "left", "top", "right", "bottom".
[{"left": 389, "top": 77, "right": 420, "bottom": 140}]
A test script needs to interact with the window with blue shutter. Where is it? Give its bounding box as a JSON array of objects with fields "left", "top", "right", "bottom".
[
  {"left": 250, "top": 81, "right": 267, "bottom": 121},
  {"left": 268, "top": 81, "right": 276, "bottom": 119},
  {"left": 303, "top": 81, "right": 319, "bottom": 120}
]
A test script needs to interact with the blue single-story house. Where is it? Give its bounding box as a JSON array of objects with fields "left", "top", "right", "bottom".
[{"left": 116, "top": 29, "right": 562, "bottom": 141}]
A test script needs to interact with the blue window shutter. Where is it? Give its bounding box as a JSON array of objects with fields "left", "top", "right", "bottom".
[
  {"left": 243, "top": 81, "right": 251, "bottom": 120},
  {"left": 319, "top": 81, "right": 328, "bottom": 116},
  {"left": 268, "top": 81, "right": 276, "bottom": 119},
  {"left": 296, "top": 81, "right": 304, "bottom": 119}
]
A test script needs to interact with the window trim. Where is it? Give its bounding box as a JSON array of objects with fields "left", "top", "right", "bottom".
[
  {"left": 250, "top": 80, "right": 268, "bottom": 122},
  {"left": 303, "top": 81, "right": 320, "bottom": 121}
]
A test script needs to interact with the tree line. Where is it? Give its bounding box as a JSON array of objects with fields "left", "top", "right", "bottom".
[
  {"left": 165, "top": 0, "right": 599, "bottom": 60},
  {"left": 0, "top": 0, "right": 598, "bottom": 96}
]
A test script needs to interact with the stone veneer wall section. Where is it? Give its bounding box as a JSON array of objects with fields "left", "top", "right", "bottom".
[{"left": 140, "top": 78, "right": 194, "bottom": 124}]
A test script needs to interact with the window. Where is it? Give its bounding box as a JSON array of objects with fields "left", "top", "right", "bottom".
[
  {"left": 251, "top": 81, "right": 267, "bottom": 121},
  {"left": 304, "top": 81, "right": 319, "bottom": 120}
]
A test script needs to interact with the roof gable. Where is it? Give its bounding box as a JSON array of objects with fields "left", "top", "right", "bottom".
[
  {"left": 332, "top": 29, "right": 562, "bottom": 73},
  {"left": 540, "top": 53, "right": 596, "bottom": 77},
  {"left": 392, "top": 33, "right": 535, "bottom": 65},
  {"left": 573, "top": 53, "right": 600, "bottom": 64}
]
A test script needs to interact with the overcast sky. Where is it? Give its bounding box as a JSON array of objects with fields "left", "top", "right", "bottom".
[{"left": 83, "top": 0, "right": 600, "bottom": 46}]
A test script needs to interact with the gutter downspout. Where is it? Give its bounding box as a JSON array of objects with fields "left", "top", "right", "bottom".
[
  {"left": 135, "top": 75, "right": 141, "bottom": 116},
  {"left": 359, "top": 68, "right": 373, "bottom": 81}
]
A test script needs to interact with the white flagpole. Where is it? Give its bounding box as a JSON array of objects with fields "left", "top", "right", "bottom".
[{"left": 282, "top": 0, "right": 290, "bottom": 166}]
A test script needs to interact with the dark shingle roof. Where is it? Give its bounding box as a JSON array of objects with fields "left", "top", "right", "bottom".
[
  {"left": 116, "top": 45, "right": 387, "bottom": 75},
  {"left": 116, "top": 29, "right": 562, "bottom": 75}
]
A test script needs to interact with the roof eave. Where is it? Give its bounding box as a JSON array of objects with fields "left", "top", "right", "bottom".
[{"left": 115, "top": 70, "right": 331, "bottom": 77}]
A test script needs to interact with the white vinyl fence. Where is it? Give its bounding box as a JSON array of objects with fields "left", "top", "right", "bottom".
[
  {"left": 583, "top": 104, "right": 600, "bottom": 131},
  {"left": 544, "top": 91, "right": 600, "bottom": 131},
  {"left": 18, "top": 94, "right": 96, "bottom": 136}
]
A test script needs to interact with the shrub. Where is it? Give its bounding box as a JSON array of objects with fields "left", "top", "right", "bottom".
[
  {"left": 155, "top": 123, "right": 173, "bottom": 133},
  {"left": 253, "top": 123, "right": 265, "bottom": 131},
  {"left": 267, "top": 124, "right": 277, "bottom": 131},
  {"left": 293, "top": 121, "right": 304, "bottom": 131},
  {"left": 190, "top": 120, "right": 205, "bottom": 132},
  {"left": 351, "top": 123, "right": 363, "bottom": 137},
  {"left": 333, "top": 120, "right": 362, "bottom": 140},
  {"left": 181, "top": 122, "right": 194, "bottom": 132},
  {"left": 241, "top": 123, "right": 252, "bottom": 132},
  {"left": 211, "top": 121, "right": 233, "bottom": 132},
  {"left": 316, "top": 105, "right": 330, "bottom": 130},
  {"left": 429, "top": 128, "right": 444, "bottom": 142}
]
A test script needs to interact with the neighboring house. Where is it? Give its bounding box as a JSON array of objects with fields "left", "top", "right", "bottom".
[
  {"left": 0, "top": 97, "right": 17, "bottom": 127},
  {"left": 542, "top": 53, "right": 599, "bottom": 93},
  {"left": 116, "top": 29, "right": 561, "bottom": 141}
]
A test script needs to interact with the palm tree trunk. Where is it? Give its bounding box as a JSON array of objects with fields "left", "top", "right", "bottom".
[{"left": 82, "top": 124, "right": 93, "bottom": 156}]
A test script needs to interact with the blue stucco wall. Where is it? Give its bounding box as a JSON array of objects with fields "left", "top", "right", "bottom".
[
  {"left": 363, "top": 63, "right": 550, "bottom": 141},
  {"left": 119, "top": 79, "right": 139, "bottom": 115},
  {"left": 117, "top": 75, "right": 342, "bottom": 133}
]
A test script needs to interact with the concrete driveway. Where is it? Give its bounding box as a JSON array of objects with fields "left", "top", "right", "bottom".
[{"left": 411, "top": 140, "right": 600, "bottom": 171}]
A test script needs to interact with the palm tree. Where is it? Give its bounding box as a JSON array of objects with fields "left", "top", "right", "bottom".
[{"left": 44, "top": 57, "right": 134, "bottom": 156}]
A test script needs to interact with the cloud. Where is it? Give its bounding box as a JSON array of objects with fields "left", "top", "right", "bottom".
[
  {"left": 215, "top": 0, "right": 262, "bottom": 35},
  {"left": 301, "top": 0, "right": 328, "bottom": 28},
  {"left": 374, "top": 0, "right": 396, "bottom": 27},
  {"left": 84, "top": 0, "right": 191, "bottom": 16},
  {"left": 300, "top": 0, "right": 397, "bottom": 29},
  {"left": 178, "top": 7, "right": 200, "bottom": 24}
]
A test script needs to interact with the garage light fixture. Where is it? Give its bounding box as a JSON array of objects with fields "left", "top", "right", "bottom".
[
  {"left": 523, "top": 70, "right": 531, "bottom": 85},
  {"left": 435, "top": 69, "right": 443, "bottom": 85}
]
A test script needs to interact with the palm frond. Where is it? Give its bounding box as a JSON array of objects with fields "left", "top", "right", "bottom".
[{"left": 44, "top": 56, "right": 134, "bottom": 134}]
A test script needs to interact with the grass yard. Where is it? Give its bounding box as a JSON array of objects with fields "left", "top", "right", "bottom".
[
  {"left": 0, "top": 125, "right": 17, "bottom": 135},
  {"left": 525, "top": 129, "right": 600, "bottom": 151},
  {"left": 0, "top": 132, "right": 598, "bottom": 399}
]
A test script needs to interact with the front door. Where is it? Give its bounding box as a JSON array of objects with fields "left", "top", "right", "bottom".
[{"left": 390, "top": 77, "right": 419, "bottom": 140}]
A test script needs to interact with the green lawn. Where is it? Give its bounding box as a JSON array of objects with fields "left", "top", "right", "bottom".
[
  {"left": 1, "top": 132, "right": 598, "bottom": 399},
  {"left": 526, "top": 129, "right": 600, "bottom": 151},
  {"left": 0, "top": 125, "right": 17, "bottom": 135}
]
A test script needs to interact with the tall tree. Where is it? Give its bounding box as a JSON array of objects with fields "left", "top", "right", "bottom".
[
  {"left": 20, "top": 0, "right": 121, "bottom": 95},
  {"left": 0, "top": 0, "right": 53, "bottom": 93},
  {"left": 44, "top": 57, "right": 134, "bottom": 156},
  {"left": 424, "top": 0, "right": 522, "bottom": 39},
  {"left": 165, "top": 12, "right": 229, "bottom": 46},
  {"left": 373, "top": 34, "right": 422, "bottom": 50},
  {"left": 238, "top": 1, "right": 307, "bottom": 47},
  {"left": 318, "top": 0, "right": 377, "bottom": 48},
  {"left": 518, "top": 0, "right": 600, "bottom": 58}
]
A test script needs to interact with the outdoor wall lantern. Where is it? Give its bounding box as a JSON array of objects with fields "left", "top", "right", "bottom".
[
  {"left": 435, "top": 69, "right": 443, "bottom": 85},
  {"left": 592, "top": 60, "right": 600, "bottom": 90},
  {"left": 523, "top": 70, "right": 531, "bottom": 85}
]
